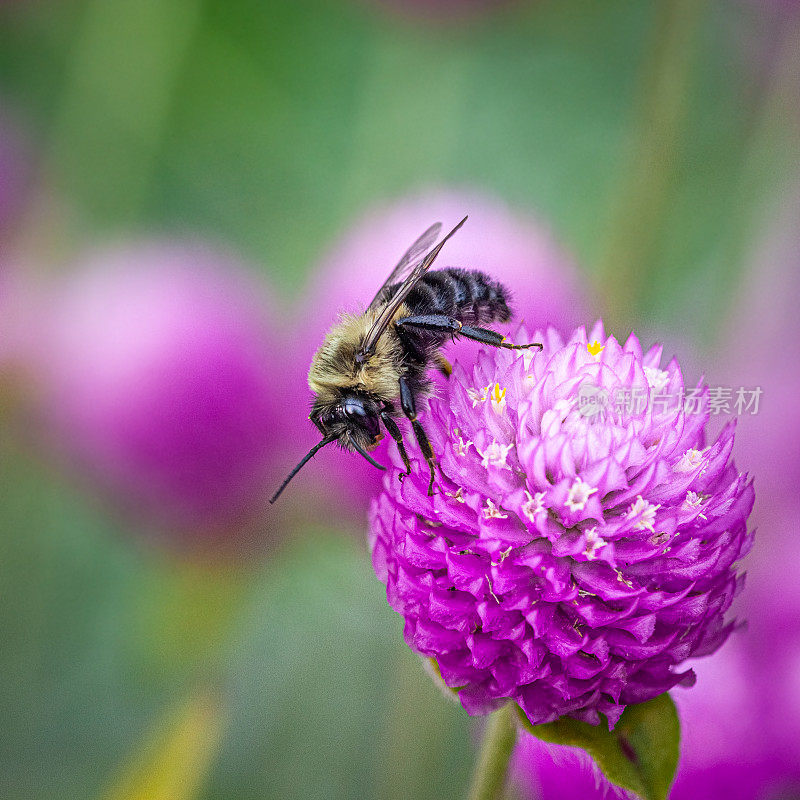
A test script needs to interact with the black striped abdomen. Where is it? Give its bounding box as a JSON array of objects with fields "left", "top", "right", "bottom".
[{"left": 400, "top": 268, "right": 512, "bottom": 326}]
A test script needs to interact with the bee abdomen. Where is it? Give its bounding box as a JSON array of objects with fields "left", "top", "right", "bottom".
[{"left": 403, "top": 268, "right": 512, "bottom": 325}]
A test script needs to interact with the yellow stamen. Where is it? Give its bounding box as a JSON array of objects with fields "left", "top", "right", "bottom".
[{"left": 587, "top": 340, "right": 605, "bottom": 357}]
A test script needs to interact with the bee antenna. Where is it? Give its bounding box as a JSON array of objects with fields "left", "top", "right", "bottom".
[
  {"left": 351, "top": 440, "right": 387, "bottom": 472},
  {"left": 269, "top": 434, "right": 337, "bottom": 504}
]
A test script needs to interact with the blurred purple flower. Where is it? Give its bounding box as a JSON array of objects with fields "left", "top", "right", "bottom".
[
  {"left": 284, "top": 189, "right": 587, "bottom": 518},
  {"left": 369, "top": 322, "right": 753, "bottom": 726},
  {"left": 512, "top": 640, "right": 800, "bottom": 800},
  {"left": 35, "top": 242, "right": 281, "bottom": 546},
  {"left": 0, "top": 262, "right": 39, "bottom": 372},
  {"left": 713, "top": 185, "right": 800, "bottom": 781},
  {"left": 714, "top": 189, "right": 800, "bottom": 519},
  {"left": 709, "top": 186, "right": 800, "bottom": 662},
  {"left": 671, "top": 641, "right": 800, "bottom": 800}
]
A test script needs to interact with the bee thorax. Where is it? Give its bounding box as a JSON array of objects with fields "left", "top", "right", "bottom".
[{"left": 308, "top": 310, "right": 405, "bottom": 404}]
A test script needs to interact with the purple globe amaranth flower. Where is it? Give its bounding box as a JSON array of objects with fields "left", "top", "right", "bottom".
[
  {"left": 34, "top": 242, "right": 281, "bottom": 547},
  {"left": 369, "top": 321, "right": 754, "bottom": 727},
  {"left": 287, "top": 189, "right": 587, "bottom": 518}
]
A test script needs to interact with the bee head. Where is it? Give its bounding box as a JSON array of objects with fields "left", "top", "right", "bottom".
[
  {"left": 271, "top": 392, "right": 385, "bottom": 505},
  {"left": 311, "top": 392, "right": 383, "bottom": 451}
]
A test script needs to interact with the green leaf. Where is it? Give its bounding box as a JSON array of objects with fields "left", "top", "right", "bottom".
[
  {"left": 102, "top": 687, "right": 225, "bottom": 800},
  {"left": 517, "top": 693, "right": 680, "bottom": 800}
]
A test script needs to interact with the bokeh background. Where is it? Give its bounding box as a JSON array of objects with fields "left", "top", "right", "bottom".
[{"left": 1, "top": 1, "right": 799, "bottom": 799}]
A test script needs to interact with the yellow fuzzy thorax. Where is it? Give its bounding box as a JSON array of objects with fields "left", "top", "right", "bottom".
[{"left": 307, "top": 307, "right": 406, "bottom": 404}]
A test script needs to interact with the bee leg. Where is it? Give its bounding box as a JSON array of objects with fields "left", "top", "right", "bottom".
[
  {"left": 457, "top": 325, "right": 543, "bottom": 351},
  {"left": 380, "top": 411, "right": 411, "bottom": 480},
  {"left": 399, "top": 376, "right": 437, "bottom": 496},
  {"left": 395, "top": 314, "right": 462, "bottom": 335},
  {"left": 395, "top": 314, "right": 542, "bottom": 351},
  {"left": 415, "top": 423, "right": 437, "bottom": 497},
  {"left": 396, "top": 315, "right": 461, "bottom": 358}
]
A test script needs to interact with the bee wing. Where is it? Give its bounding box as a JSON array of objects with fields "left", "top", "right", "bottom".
[
  {"left": 357, "top": 216, "right": 467, "bottom": 361},
  {"left": 366, "top": 222, "right": 443, "bottom": 311}
]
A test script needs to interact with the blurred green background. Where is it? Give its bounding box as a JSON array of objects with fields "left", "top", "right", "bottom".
[{"left": 0, "top": 1, "right": 798, "bottom": 798}]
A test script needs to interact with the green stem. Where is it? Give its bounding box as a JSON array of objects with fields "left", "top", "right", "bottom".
[
  {"left": 467, "top": 703, "right": 518, "bottom": 800},
  {"left": 48, "top": 0, "right": 202, "bottom": 226},
  {"left": 596, "top": 0, "right": 706, "bottom": 331},
  {"left": 707, "top": 11, "right": 800, "bottom": 335}
]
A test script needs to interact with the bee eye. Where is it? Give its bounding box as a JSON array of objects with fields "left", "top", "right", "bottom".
[{"left": 343, "top": 398, "right": 367, "bottom": 419}]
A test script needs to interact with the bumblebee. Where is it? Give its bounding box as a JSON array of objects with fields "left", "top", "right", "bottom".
[{"left": 270, "top": 216, "right": 541, "bottom": 503}]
